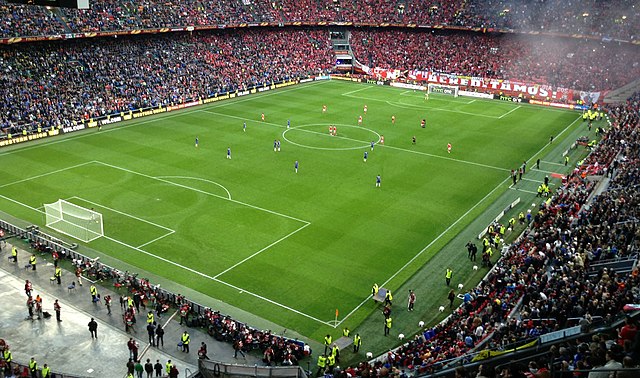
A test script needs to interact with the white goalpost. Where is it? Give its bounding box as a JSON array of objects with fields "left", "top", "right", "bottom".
[
  {"left": 44, "top": 199, "right": 104, "bottom": 242},
  {"left": 427, "top": 83, "right": 459, "bottom": 97}
]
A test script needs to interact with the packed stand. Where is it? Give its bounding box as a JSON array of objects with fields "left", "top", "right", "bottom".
[
  {"left": 58, "top": 0, "right": 140, "bottom": 32},
  {"left": 131, "top": 0, "right": 259, "bottom": 29},
  {"left": 339, "top": 95, "right": 640, "bottom": 376},
  {"left": 454, "top": 0, "right": 640, "bottom": 41},
  {"left": 0, "top": 29, "right": 332, "bottom": 135},
  {"left": 349, "top": 29, "right": 640, "bottom": 91},
  {"left": 0, "top": 1, "right": 68, "bottom": 38},
  {"left": 3, "top": 0, "right": 640, "bottom": 40},
  {"left": 104, "top": 265, "right": 311, "bottom": 366}
]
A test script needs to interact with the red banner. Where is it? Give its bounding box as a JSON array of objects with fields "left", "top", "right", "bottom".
[{"left": 363, "top": 67, "right": 582, "bottom": 101}]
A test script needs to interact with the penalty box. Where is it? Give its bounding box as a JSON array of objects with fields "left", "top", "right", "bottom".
[{"left": 1, "top": 161, "right": 310, "bottom": 276}]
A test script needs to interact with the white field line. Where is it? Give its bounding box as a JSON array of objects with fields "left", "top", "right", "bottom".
[
  {"left": 519, "top": 178, "right": 541, "bottom": 183},
  {"left": 533, "top": 169, "right": 557, "bottom": 174},
  {"left": 101, "top": 234, "right": 331, "bottom": 326},
  {"left": 0, "top": 194, "right": 42, "bottom": 213},
  {"left": 214, "top": 222, "right": 311, "bottom": 279},
  {"left": 67, "top": 195, "right": 177, "bottom": 249},
  {"left": 341, "top": 92, "right": 501, "bottom": 118},
  {"left": 155, "top": 176, "right": 232, "bottom": 200},
  {"left": 336, "top": 114, "right": 584, "bottom": 326},
  {"left": 136, "top": 230, "right": 176, "bottom": 249},
  {"left": 342, "top": 85, "right": 373, "bottom": 96},
  {"left": 0, "top": 80, "right": 330, "bottom": 159},
  {"left": 498, "top": 105, "right": 522, "bottom": 119},
  {"left": 386, "top": 99, "right": 500, "bottom": 118},
  {"left": 336, "top": 174, "right": 514, "bottom": 327},
  {"left": 381, "top": 144, "right": 509, "bottom": 172},
  {"left": 92, "top": 161, "right": 310, "bottom": 225},
  {"left": 399, "top": 90, "right": 475, "bottom": 105},
  {"left": 0, "top": 168, "right": 321, "bottom": 324},
  {"left": 541, "top": 160, "right": 566, "bottom": 166},
  {"left": 0, "top": 161, "right": 95, "bottom": 188},
  {"left": 509, "top": 187, "right": 538, "bottom": 195},
  {"left": 524, "top": 116, "right": 582, "bottom": 169},
  {"left": 518, "top": 177, "right": 557, "bottom": 184},
  {"left": 69, "top": 196, "right": 175, "bottom": 232},
  {"left": 35, "top": 195, "right": 76, "bottom": 211},
  {"left": 203, "top": 110, "right": 510, "bottom": 173},
  {"left": 0, "top": 194, "right": 102, "bottom": 242}
]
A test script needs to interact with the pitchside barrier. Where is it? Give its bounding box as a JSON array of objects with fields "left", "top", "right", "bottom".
[
  {"left": 477, "top": 197, "right": 520, "bottom": 240},
  {"left": 199, "top": 359, "right": 307, "bottom": 378}
]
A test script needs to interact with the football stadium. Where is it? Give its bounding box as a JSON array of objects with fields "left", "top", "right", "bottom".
[{"left": 0, "top": 1, "right": 639, "bottom": 377}]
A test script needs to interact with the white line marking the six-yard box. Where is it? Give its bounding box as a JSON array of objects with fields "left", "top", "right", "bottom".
[{"left": 0, "top": 161, "right": 326, "bottom": 325}]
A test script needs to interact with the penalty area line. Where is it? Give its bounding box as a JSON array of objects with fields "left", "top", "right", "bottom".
[
  {"left": 342, "top": 85, "right": 374, "bottom": 96},
  {"left": 214, "top": 222, "right": 311, "bottom": 279},
  {"left": 92, "top": 160, "right": 309, "bottom": 225},
  {"left": 498, "top": 105, "right": 522, "bottom": 119},
  {"left": 156, "top": 176, "right": 232, "bottom": 200},
  {"left": 0, "top": 161, "right": 95, "bottom": 189},
  {"left": 136, "top": 230, "right": 175, "bottom": 249}
]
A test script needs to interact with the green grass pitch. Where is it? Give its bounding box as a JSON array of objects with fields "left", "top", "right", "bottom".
[{"left": 0, "top": 80, "right": 585, "bottom": 352}]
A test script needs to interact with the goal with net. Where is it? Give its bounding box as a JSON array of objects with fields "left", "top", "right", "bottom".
[
  {"left": 427, "top": 83, "right": 459, "bottom": 97},
  {"left": 44, "top": 199, "right": 104, "bottom": 242}
]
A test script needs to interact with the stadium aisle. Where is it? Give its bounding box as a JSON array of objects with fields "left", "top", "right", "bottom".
[{"left": 0, "top": 241, "right": 260, "bottom": 377}]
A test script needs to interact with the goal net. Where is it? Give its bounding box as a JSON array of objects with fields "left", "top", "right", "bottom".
[
  {"left": 427, "top": 83, "right": 459, "bottom": 97},
  {"left": 44, "top": 199, "right": 104, "bottom": 242}
]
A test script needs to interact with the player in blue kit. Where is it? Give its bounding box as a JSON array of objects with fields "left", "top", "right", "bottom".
[
  {"left": 243, "top": 122, "right": 246, "bottom": 132},
  {"left": 376, "top": 175, "right": 381, "bottom": 187},
  {"left": 227, "top": 147, "right": 231, "bottom": 159},
  {"left": 195, "top": 137, "right": 199, "bottom": 147},
  {"left": 371, "top": 141, "right": 375, "bottom": 151},
  {"left": 364, "top": 151, "right": 368, "bottom": 162},
  {"left": 274, "top": 139, "right": 277, "bottom": 152},
  {"left": 276, "top": 140, "right": 281, "bottom": 152},
  {"left": 294, "top": 160, "right": 299, "bottom": 173},
  {"left": 287, "top": 119, "right": 291, "bottom": 129}
]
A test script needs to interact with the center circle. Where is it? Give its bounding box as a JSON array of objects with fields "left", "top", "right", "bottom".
[{"left": 282, "top": 123, "right": 382, "bottom": 151}]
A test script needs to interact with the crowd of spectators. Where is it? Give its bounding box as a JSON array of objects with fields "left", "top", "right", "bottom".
[
  {"left": 0, "top": 0, "right": 638, "bottom": 40},
  {"left": 109, "top": 268, "right": 311, "bottom": 367},
  {"left": 1, "top": 26, "right": 637, "bottom": 137},
  {"left": 0, "top": 0, "right": 67, "bottom": 38},
  {"left": 0, "top": 29, "right": 332, "bottom": 135},
  {"left": 349, "top": 30, "right": 640, "bottom": 91},
  {"left": 453, "top": 0, "right": 639, "bottom": 41},
  {"left": 335, "top": 94, "right": 640, "bottom": 377}
]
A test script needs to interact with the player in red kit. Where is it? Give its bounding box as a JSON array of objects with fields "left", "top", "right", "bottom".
[
  {"left": 447, "top": 143, "right": 452, "bottom": 153},
  {"left": 380, "top": 135, "right": 385, "bottom": 145},
  {"left": 261, "top": 113, "right": 265, "bottom": 121},
  {"left": 363, "top": 105, "right": 368, "bottom": 114},
  {"left": 391, "top": 115, "right": 395, "bottom": 124},
  {"left": 322, "top": 105, "right": 327, "bottom": 113},
  {"left": 358, "top": 116, "right": 363, "bottom": 125},
  {"left": 421, "top": 119, "right": 426, "bottom": 128}
]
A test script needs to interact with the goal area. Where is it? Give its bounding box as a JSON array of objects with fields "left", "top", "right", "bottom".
[
  {"left": 427, "top": 83, "right": 459, "bottom": 97},
  {"left": 44, "top": 199, "right": 104, "bottom": 242}
]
